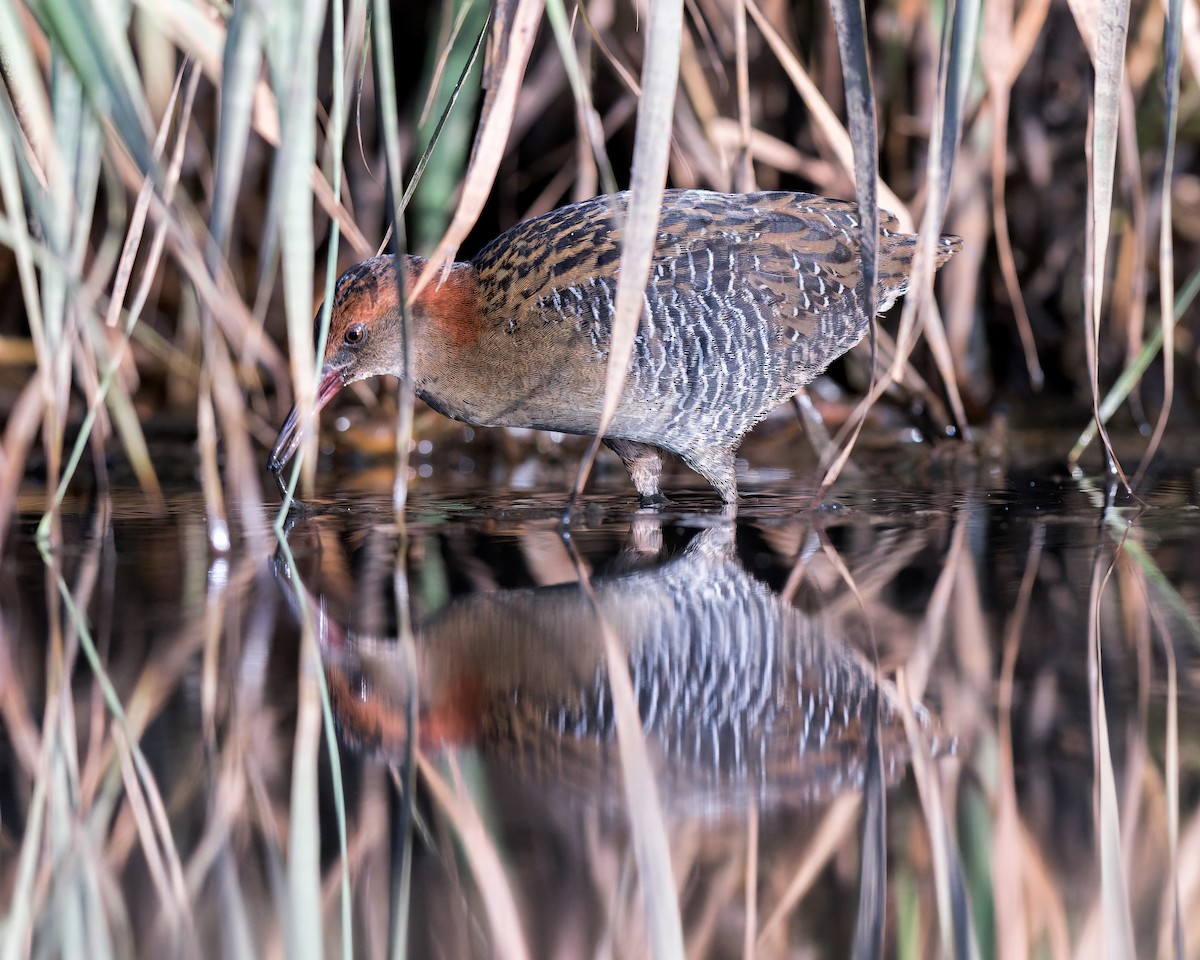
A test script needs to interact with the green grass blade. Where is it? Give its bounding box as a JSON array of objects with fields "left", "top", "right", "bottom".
[
  {"left": 410, "top": 0, "right": 489, "bottom": 251},
  {"left": 1069, "top": 266, "right": 1200, "bottom": 466},
  {"left": 210, "top": 2, "right": 264, "bottom": 255},
  {"left": 418, "top": 0, "right": 542, "bottom": 281},
  {"left": 544, "top": 0, "right": 616, "bottom": 198},
  {"left": 38, "top": 538, "right": 196, "bottom": 952},
  {"left": 274, "top": 0, "right": 328, "bottom": 493},
  {"left": 34, "top": 0, "right": 155, "bottom": 175}
]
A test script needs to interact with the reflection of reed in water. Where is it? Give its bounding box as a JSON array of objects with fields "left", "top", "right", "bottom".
[{"left": 308, "top": 524, "right": 948, "bottom": 812}]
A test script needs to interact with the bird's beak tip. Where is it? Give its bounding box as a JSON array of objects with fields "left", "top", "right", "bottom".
[{"left": 268, "top": 366, "right": 346, "bottom": 476}]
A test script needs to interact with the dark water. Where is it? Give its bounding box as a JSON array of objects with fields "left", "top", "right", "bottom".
[{"left": 2, "top": 458, "right": 1198, "bottom": 958}]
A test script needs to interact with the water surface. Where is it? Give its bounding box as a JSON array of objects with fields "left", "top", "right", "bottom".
[{"left": 2, "top": 458, "right": 1198, "bottom": 957}]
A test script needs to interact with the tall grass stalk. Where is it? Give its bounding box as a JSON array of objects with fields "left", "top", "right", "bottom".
[
  {"left": 1088, "top": 542, "right": 1136, "bottom": 959},
  {"left": 1081, "top": 0, "right": 1133, "bottom": 482}
]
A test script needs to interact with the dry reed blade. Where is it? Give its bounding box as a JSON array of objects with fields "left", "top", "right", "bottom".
[
  {"left": 26, "top": 16, "right": 145, "bottom": 524},
  {"left": 1147, "top": 600, "right": 1183, "bottom": 960},
  {"left": 78, "top": 325, "right": 156, "bottom": 500},
  {"left": 671, "top": 31, "right": 722, "bottom": 187},
  {"left": 6, "top": 28, "right": 93, "bottom": 542},
  {"left": 103, "top": 63, "right": 183, "bottom": 333},
  {"left": 828, "top": 0, "right": 879, "bottom": 346},
  {"left": 1132, "top": 0, "right": 1184, "bottom": 489},
  {"left": 791, "top": 388, "right": 843, "bottom": 470},
  {"left": 983, "top": 0, "right": 1045, "bottom": 390},
  {"left": 994, "top": 524, "right": 1045, "bottom": 960},
  {"left": 0, "top": 87, "right": 46, "bottom": 378},
  {"left": 821, "top": 324, "right": 954, "bottom": 457},
  {"left": 757, "top": 794, "right": 860, "bottom": 948},
  {"left": 1113, "top": 89, "right": 1148, "bottom": 391},
  {"left": 288, "top": 607, "right": 326, "bottom": 960},
  {"left": 40, "top": 535, "right": 198, "bottom": 954},
  {"left": 1088, "top": 538, "right": 1136, "bottom": 959},
  {"left": 46, "top": 60, "right": 199, "bottom": 520},
  {"left": 209, "top": 1, "right": 264, "bottom": 261},
  {"left": 747, "top": 0, "right": 970, "bottom": 489},
  {"left": 881, "top": 0, "right": 978, "bottom": 437},
  {"left": 900, "top": 665, "right": 979, "bottom": 960},
  {"left": 195, "top": 375, "right": 230, "bottom": 551},
  {"left": 824, "top": 0, "right": 879, "bottom": 495},
  {"left": 1070, "top": 266, "right": 1200, "bottom": 465},
  {"left": 263, "top": 0, "right": 348, "bottom": 945},
  {"left": 0, "top": 3, "right": 63, "bottom": 191},
  {"left": 569, "top": 0, "right": 683, "bottom": 508},
  {"left": 292, "top": 4, "right": 357, "bottom": 950},
  {"left": 850, "top": 686, "right": 887, "bottom": 960},
  {"left": 744, "top": 0, "right": 908, "bottom": 218},
  {"left": 545, "top": 0, "right": 616, "bottom": 196},
  {"left": 418, "top": 752, "right": 532, "bottom": 960},
  {"left": 414, "top": 0, "right": 543, "bottom": 297},
  {"left": 577, "top": 2, "right": 642, "bottom": 98},
  {"left": 275, "top": 0, "right": 354, "bottom": 520},
  {"left": 562, "top": 524, "right": 686, "bottom": 960},
  {"left": 731, "top": 0, "right": 754, "bottom": 192},
  {"left": 1069, "top": 0, "right": 1132, "bottom": 483},
  {"left": 139, "top": 0, "right": 372, "bottom": 257},
  {"left": 274, "top": 0, "right": 332, "bottom": 497},
  {"left": 0, "top": 369, "right": 45, "bottom": 549},
  {"left": 366, "top": 0, "right": 421, "bottom": 920},
  {"left": 368, "top": 0, "right": 415, "bottom": 518},
  {"left": 742, "top": 803, "right": 757, "bottom": 960}
]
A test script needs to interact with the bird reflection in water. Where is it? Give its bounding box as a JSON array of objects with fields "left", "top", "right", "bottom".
[{"left": 274, "top": 515, "right": 949, "bottom": 817}]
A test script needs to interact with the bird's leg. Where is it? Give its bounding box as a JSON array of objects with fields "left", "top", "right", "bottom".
[
  {"left": 679, "top": 445, "right": 739, "bottom": 503},
  {"left": 603, "top": 438, "right": 667, "bottom": 506}
]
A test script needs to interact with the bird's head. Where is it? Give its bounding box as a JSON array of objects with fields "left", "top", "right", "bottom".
[{"left": 269, "top": 254, "right": 478, "bottom": 476}]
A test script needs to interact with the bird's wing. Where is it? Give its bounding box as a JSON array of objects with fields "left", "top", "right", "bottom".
[
  {"left": 473, "top": 190, "right": 955, "bottom": 347},
  {"left": 645, "top": 190, "right": 881, "bottom": 343}
]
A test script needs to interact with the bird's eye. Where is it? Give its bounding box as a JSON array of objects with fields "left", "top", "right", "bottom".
[{"left": 344, "top": 323, "right": 366, "bottom": 346}]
